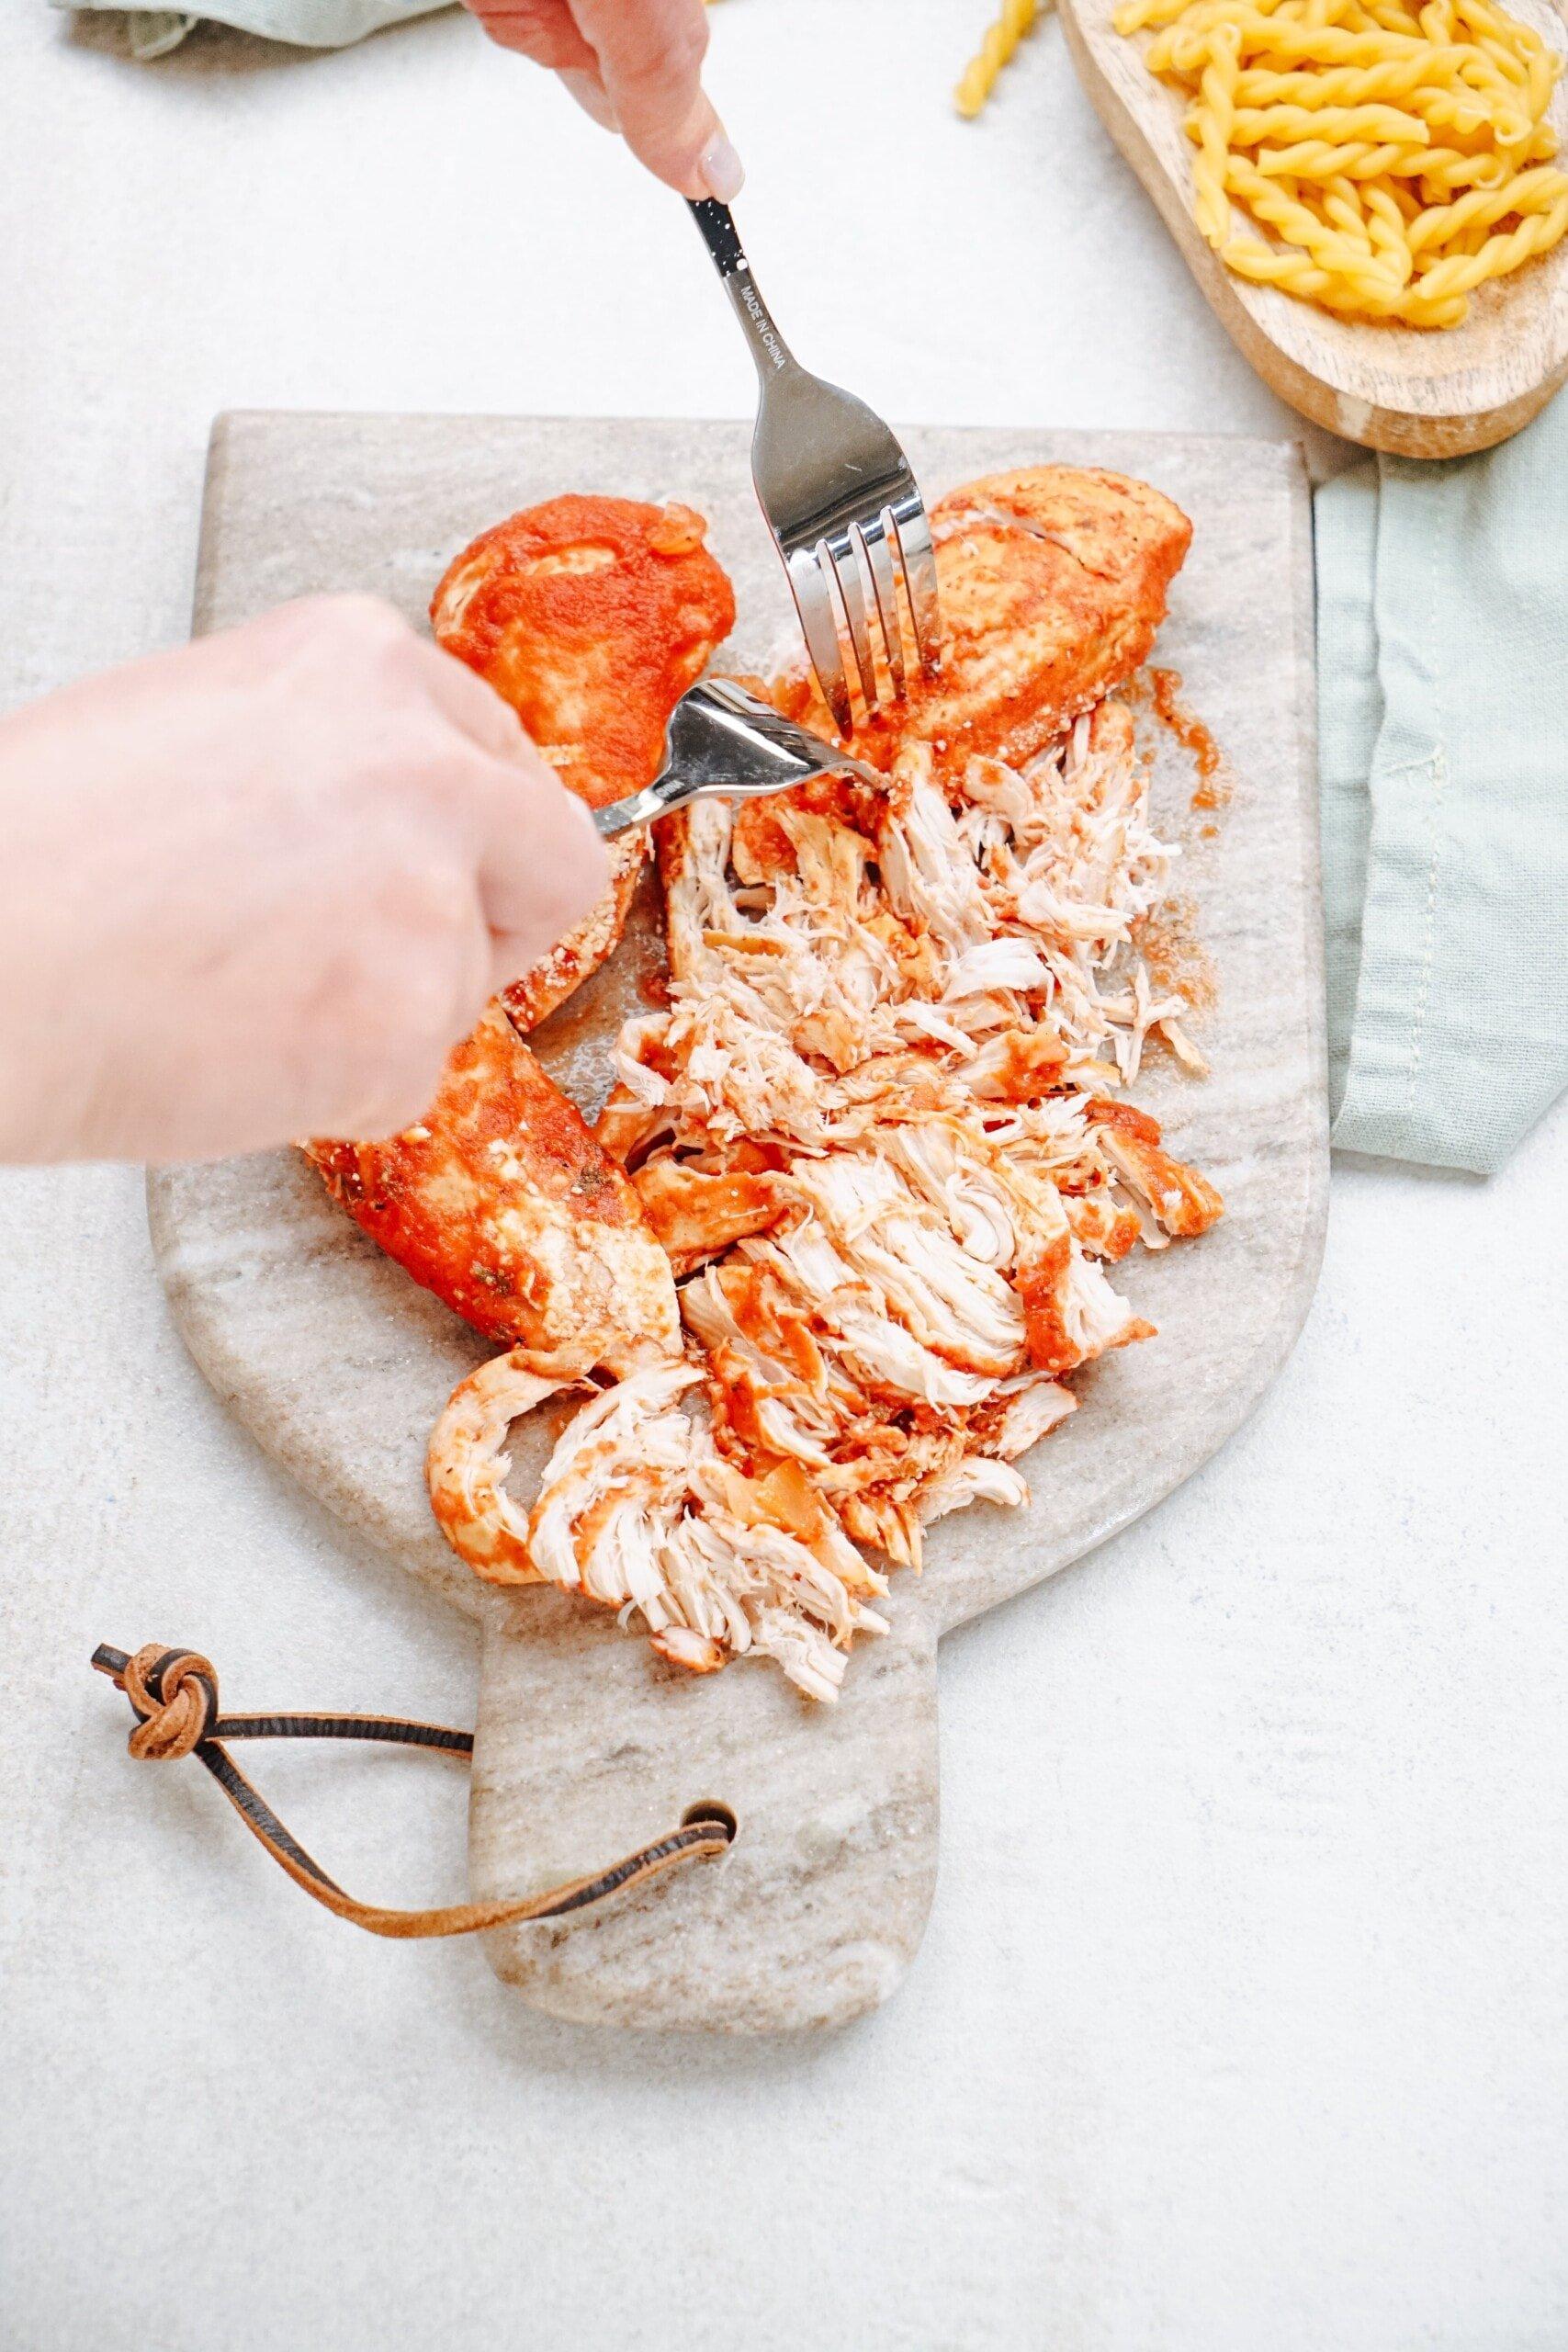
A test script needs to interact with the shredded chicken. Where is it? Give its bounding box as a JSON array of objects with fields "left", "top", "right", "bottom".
[
  {"left": 423, "top": 467, "right": 1224, "bottom": 1702},
  {"left": 429, "top": 680, "right": 1224, "bottom": 1699},
  {"left": 431, "top": 1355, "right": 888, "bottom": 1701}
]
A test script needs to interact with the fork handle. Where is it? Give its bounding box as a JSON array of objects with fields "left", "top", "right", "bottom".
[
  {"left": 687, "top": 198, "right": 795, "bottom": 379},
  {"left": 688, "top": 196, "right": 746, "bottom": 276}
]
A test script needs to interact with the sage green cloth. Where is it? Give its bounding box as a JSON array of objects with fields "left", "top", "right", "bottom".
[
  {"left": 61, "top": 1, "right": 447, "bottom": 57},
  {"left": 1314, "top": 391, "right": 1568, "bottom": 1174}
]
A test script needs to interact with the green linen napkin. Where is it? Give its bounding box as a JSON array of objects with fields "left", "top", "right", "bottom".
[
  {"left": 60, "top": 0, "right": 448, "bottom": 56},
  {"left": 1314, "top": 390, "right": 1568, "bottom": 1173}
]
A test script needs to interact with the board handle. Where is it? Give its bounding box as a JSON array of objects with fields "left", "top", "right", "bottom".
[{"left": 468, "top": 1589, "right": 941, "bottom": 2032}]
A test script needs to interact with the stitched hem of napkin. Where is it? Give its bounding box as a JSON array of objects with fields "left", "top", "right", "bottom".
[
  {"left": 1331, "top": 744, "right": 1456, "bottom": 1162},
  {"left": 1314, "top": 462, "right": 1382, "bottom": 1125}
]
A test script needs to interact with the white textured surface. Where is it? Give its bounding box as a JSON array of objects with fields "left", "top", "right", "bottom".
[{"left": 1, "top": 3, "right": 1564, "bottom": 2346}]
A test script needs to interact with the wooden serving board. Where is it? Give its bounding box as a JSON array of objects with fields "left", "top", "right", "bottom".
[
  {"left": 1059, "top": 0, "right": 1568, "bottom": 457},
  {"left": 149, "top": 413, "right": 1326, "bottom": 2033}
]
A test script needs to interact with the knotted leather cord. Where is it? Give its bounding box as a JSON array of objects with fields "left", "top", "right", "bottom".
[{"left": 92, "top": 1643, "right": 735, "bottom": 1939}]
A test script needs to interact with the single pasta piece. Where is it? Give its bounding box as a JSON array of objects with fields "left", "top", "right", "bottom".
[
  {"left": 1111, "top": 0, "right": 1568, "bottom": 326},
  {"left": 956, "top": 0, "right": 1045, "bottom": 118}
]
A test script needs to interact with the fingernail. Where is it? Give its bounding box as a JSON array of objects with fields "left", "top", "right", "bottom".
[{"left": 699, "top": 132, "right": 744, "bottom": 204}]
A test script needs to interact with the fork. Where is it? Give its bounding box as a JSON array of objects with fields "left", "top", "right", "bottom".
[
  {"left": 592, "top": 677, "right": 883, "bottom": 838},
  {"left": 688, "top": 198, "right": 942, "bottom": 737}
]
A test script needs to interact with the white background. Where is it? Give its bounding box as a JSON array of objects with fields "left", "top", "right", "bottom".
[{"left": 2, "top": 6, "right": 1564, "bottom": 2347}]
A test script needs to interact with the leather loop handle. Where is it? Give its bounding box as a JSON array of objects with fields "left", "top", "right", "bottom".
[{"left": 92, "top": 1643, "right": 735, "bottom": 1940}]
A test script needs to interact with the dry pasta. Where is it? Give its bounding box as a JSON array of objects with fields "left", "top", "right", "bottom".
[
  {"left": 956, "top": 0, "right": 1047, "bottom": 117},
  {"left": 1111, "top": 0, "right": 1568, "bottom": 323}
]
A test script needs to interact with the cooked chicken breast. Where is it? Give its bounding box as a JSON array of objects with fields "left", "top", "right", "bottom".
[
  {"left": 309, "top": 496, "right": 729, "bottom": 1369},
  {"left": 308, "top": 1002, "right": 679, "bottom": 1373},
  {"left": 775, "top": 467, "right": 1191, "bottom": 775},
  {"left": 432, "top": 492, "right": 735, "bottom": 816},
  {"left": 432, "top": 493, "right": 736, "bottom": 1031}
]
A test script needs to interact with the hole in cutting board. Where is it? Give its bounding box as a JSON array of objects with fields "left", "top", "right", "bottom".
[{"left": 683, "top": 1800, "right": 739, "bottom": 1846}]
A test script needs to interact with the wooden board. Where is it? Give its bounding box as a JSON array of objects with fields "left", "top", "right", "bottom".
[
  {"left": 1059, "top": 0, "right": 1568, "bottom": 457},
  {"left": 148, "top": 413, "right": 1327, "bottom": 2032}
]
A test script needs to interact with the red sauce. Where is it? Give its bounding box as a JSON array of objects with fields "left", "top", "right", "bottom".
[
  {"left": 1085, "top": 1097, "right": 1163, "bottom": 1145},
  {"left": 1149, "top": 667, "right": 1229, "bottom": 809}
]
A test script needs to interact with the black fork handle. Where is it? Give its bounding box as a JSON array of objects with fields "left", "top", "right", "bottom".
[
  {"left": 687, "top": 198, "right": 795, "bottom": 379},
  {"left": 687, "top": 197, "right": 748, "bottom": 277}
]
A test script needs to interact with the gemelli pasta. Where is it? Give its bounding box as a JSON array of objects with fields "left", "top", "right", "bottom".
[
  {"left": 957, "top": 0, "right": 1044, "bottom": 116},
  {"left": 1111, "top": 0, "right": 1568, "bottom": 324}
]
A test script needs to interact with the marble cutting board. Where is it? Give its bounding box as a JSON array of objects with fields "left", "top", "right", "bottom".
[{"left": 148, "top": 413, "right": 1327, "bottom": 2033}]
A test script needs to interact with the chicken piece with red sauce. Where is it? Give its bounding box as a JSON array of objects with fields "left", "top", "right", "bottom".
[{"left": 431, "top": 493, "right": 736, "bottom": 1030}]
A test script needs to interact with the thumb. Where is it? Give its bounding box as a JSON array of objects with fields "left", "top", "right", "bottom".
[
  {"left": 476, "top": 760, "right": 611, "bottom": 986},
  {"left": 573, "top": 0, "right": 743, "bottom": 198}
]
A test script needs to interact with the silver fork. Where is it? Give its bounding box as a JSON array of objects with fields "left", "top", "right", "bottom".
[
  {"left": 688, "top": 198, "right": 942, "bottom": 737},
  {"left": 592, "top": 677, "right": 882, "bottom": 838}
]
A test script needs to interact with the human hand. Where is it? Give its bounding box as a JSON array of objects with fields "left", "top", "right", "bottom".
[
  {"left": 463, "top": 0, "right": 743, "bottom": 199},
  {"left": 0, "top": 594, "right": 609, "bottom": 1163}
]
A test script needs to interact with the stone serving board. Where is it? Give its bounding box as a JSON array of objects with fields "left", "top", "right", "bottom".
[{"left": 148, "top": 413, "right": 1327, "bottom": 2033}]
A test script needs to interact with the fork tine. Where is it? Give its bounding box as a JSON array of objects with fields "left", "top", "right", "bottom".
[
  {"left": 857, "top": 516, "right": 906, "bottom": 703},
  {"left": 786, "top": 546, "right": 852, "bottom": 736},
  {"left": 891, "top": 498, "right": 942, "bottom": 675},
  {"left": 828, "top": 534, "right": 879, "bottom": 718}
]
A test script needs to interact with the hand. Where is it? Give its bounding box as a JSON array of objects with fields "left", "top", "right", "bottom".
[
  {"left": 464, "top": 0, "right": 743, "bottom": 199},
  {"left": 0, "top": 594, "right": 609, "bottom": 1163}
]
